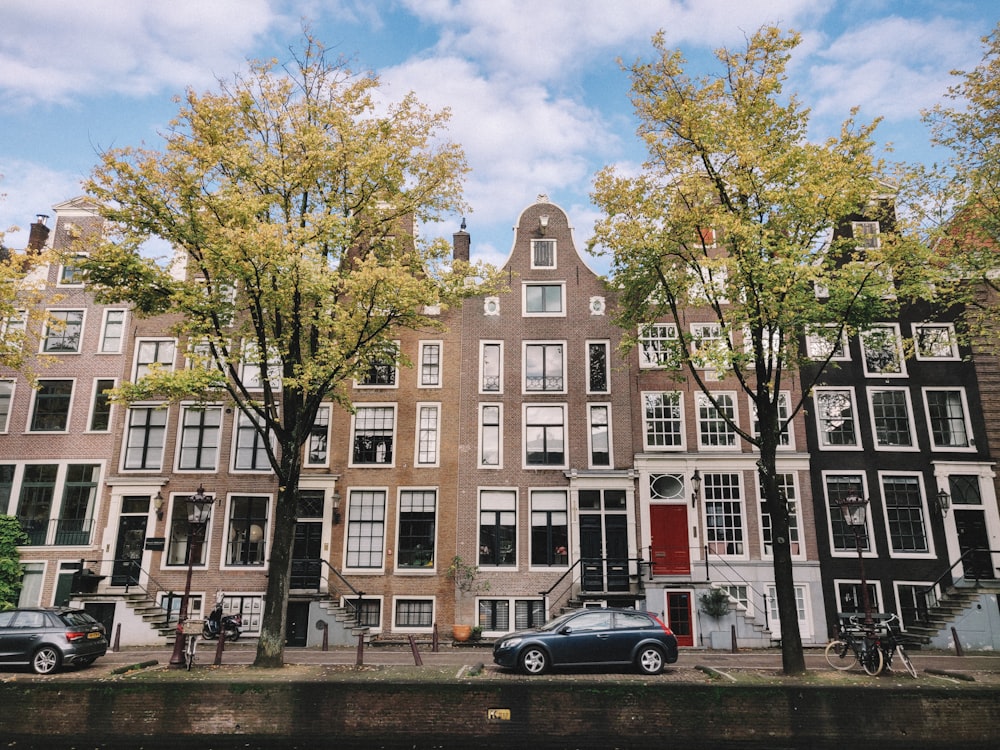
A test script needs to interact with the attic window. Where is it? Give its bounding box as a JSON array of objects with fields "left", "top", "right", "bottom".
[
  {"left": 852, "top": 221, "right": 880, "bottom": 249},
  {"left": 531, "top": 240, "right": 556, "bottom": 269}
]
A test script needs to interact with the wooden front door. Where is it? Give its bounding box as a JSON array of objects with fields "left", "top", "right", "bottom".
[
  {"left": 650, "top": 504, "right": 690, "bottom": 575},
  {"left": 665, "top": 590, "right": 694, "bottom": 647}
]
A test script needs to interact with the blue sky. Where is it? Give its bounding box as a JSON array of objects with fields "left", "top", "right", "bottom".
[{"left": 0, "top": 1, "right": 996, "bottom": 274}]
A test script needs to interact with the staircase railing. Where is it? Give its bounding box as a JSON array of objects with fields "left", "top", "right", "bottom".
[
  {"left": 918, "top": 547, "right": 998, "bottom": 615},
  {"left": 702, "top": 544, "right": 774, "bottom": 629},
  {"left": 319, "top": 559, "right": 366, "bottom": 625},
  {"left": 539, "top": 554, "right": 649, "bottom": 617}
]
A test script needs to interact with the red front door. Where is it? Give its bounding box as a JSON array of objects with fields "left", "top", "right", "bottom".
[
  {"left": 666, "top": 591, "right": 694, "bottom": 647},
  {"left": 650, "top": 504, "right": 690, "bottom": 575}
]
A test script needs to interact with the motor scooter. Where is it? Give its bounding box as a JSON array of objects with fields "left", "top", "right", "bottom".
[{"left": 202, "top": 602, "right": 242, "bottom": 641}]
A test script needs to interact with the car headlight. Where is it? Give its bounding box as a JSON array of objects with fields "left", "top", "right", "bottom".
[{"left": 498, "top": 637, "right": 522, "bottom": 650}]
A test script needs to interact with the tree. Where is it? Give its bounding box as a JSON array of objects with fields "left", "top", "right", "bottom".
[
  {"left": 591, "top": 26, "right": 931, "bottom": 675},
  {"left": 83, "top": 35, "right": 494, "bottom": 667},
  {"left": 0, "top": 515, "right": 28, "bottom": 610},
  {"left": 0, "top": 196, "right": 49, "bottom": 371}
]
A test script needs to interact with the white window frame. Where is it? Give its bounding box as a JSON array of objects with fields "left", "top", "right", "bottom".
[
  {"left": 87, "top": 377, "right": 116, "bottom": 433},
  {"left": 522, "top": 341, "right": 566, "bottom": 394},
  {"left": 176, "top": 403, "right": 224, "bottom": 472},
  {"left": 133, "top": 338, "right": 177, "bottom": 380},
  {"left": 690, "top": 322, "right": 728, "bottom": 370},
  {"left": 879, "top": 471, "right": 935, "bottom": 559},
  {"left": 522, "top": 281, "right": 566, "bottom": 317},
  {"left": 418, "top": 341, "right": 443, "bottom": 389},
  {"left": 239, "top": 341, "right": 281, "bottom": 391},
  {"left": 98, "top": 309, "right": 127, "bottom": 354},
  {"left": 805, "top": 325, "right": 849, "bottom": 361},
  {"left": 391, "top": 596, "right": 436, "bottom": 632},
  {"left": 852, "top": 220, "right": 881, "bottom": 249},
  {"left": 522, "top": 403, "right": 568, "bottom": 470},
  {"left": 41, "top": 309, "right": 85, "bottom": 354},
  {"left": 587, "top": 403, "right": 613, "bottom": 469},
  {"left": 0, "top": 379, "right": 15, "bottom": 433},
  {"left": 823, "top": 471, "right": 878, "bottom": 559},
  {"left": 867, "top": 387, "right": 918, "bottom": 452},
  {"left": 922, "top": 387, "right": 975, "bottom": 452},
  {"left": 28, "top": 378, "right": 75, "bottom": 433},
  {"left": 231, "top": 410, "right": 272, "bottom": 473},
  {"left": 478, "top": 403, "right": 503, "bottom": 469},
  {"left": 913, "top": 322, "right": 959, "bottom": 360},
  {"left": 395, "top": 488, "right": 439, "bottom": 573},
  {"left": 414, "top": 402, "right": 441, "bottom": 467},
  {"left": 57, "top": 252, "right": 88, "bottom": 286},
  {"left": 122, "top": 404, "right": 169, "bottom": 471},
  {"left": 221, "top": 493, "right": 272, "bottom": 569},
  {"left": 757, "top": 472, "right": 804, "bottom": 560},
  {"left": 304, "top": 404, "right": 332, "bottom": 468},
  {"left": 750, "top": 391, "right": 793, "bottom": 449},
  {"left": 344, "top": 487, "right": 388, "bottom": 572},
  {"left": 642, "top": 391, "right": 686, "bottom": 451},
  {"left": 530, "top": 238, "right": 557, "bottom": 269},
  {"left": 638, "top": 323, "right": 680, "bottom": 369},
  {"left": 765, "top": 583, "right": 813, "bottom": 640},
  {"left": 349, "top": 403, "right": 397, "bottom": 468},
  {"left": 695, "top": 391, "right": 738, "bottom": 449},
  {"left": 860, "top": 324, "right": 907, "bottom": 378},
  {"left": 833, "top": 579, "right": 884, "bottom": 618},
  {"left": 813, "top": 387, "right": 860, "bottom": 451},
  {"left": 355, "top": 341, "right": 399, "bottom": 389},
  {"left": 702, "top": 472, "right": 748, "bottom": 559},
  {"left": 480, "top": 341, "right": 503, "bottom": 394},
  {"left": 479, "top": 488, "right": 518, "bottom": 569},
  {"left": 586, "top": 340, "right": 611, "bottom": 394}
]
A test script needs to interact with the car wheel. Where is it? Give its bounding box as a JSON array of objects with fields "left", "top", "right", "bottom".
[
  {"left": 32, "top": 646, "right": 61, "bottom": 675},
  {"left": 636, "top": 645, "right": 665, "bottom": 675},
  {"left": 519, "top": 646, "right": 548, "bottom": 675}
]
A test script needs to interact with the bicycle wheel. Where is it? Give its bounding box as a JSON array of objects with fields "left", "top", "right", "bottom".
[
  {"left": 896, "top": 644, "right": 917, "bottom": 678},
  {"left": 862, "top": 642, "right": 884, "bottom": 676},
  {"left": 824, "top": 639, "right": 857, "bottom": 670}
]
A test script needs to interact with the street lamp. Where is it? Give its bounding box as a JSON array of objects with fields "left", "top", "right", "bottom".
[
  {"left": 834, "top": 493, "right": 873, "bottom": 628},
  {"left": 168, "top": 485, "right": 214, "bottom": 668}
]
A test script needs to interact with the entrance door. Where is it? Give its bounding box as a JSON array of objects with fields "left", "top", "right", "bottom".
[
  {"left": 665, "top": 591, "right": 693, "bottom": 647},
  {"left": 285, "top": 601, "right": 309, "bottom": 647},
  {"left": 650, "top": 505, "right": 690, "bottom": 575},
  {"left": 291, "top": 521, "right": 323, "bottom": 589},
  {"left": 112, "top": 507, "right": 148, "bottom": 586},
  {"left": 956, "top": 510, "right": 994, "bottom": 580},
  {"left": 580, "top": 514, "right": 630, "bottom": 592}
]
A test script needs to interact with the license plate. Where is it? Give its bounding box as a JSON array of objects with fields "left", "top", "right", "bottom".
[{"left": 87, "top": 631, "right": 102, "bottom": 639}]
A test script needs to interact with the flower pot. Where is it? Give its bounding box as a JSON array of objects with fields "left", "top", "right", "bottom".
[{"left": 452, "top": 624, "right": 472, "bottom": 642}]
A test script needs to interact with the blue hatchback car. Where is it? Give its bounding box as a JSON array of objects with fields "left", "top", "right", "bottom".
[{"left": 493, "top": 607, "right": 679, "bottom": 675}]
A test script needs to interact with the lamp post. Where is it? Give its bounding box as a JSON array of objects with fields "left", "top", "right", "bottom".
[
  {"left": 168, "top": 485, "right": 214, "bottom": 668},
  {"left": 834, "top": 493, "right": 873, "bottom": 629}
]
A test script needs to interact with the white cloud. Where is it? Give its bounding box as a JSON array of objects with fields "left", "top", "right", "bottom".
[{"left": 0, "top": 160, "right": 85, "bottom": 249}]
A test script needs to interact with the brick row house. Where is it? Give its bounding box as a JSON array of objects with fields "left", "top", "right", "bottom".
[{"left": 3, "top": 195, "right": 998, "bottom": 650}]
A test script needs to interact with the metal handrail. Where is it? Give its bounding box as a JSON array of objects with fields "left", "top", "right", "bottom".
[
  {"left": 919, "top": 547, "right": 997, "bottom": 608},
  {"left": 318, "top": 558, "right": 366, "bottom": 625}
]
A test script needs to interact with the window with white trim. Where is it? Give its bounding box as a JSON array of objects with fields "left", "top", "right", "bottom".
[
  {"left": 178, "top": 405, "right": 222, "bottom": 471},
  {"left": 704, "top": 473, "right": 744, "bottom": 555},
  {"left": 836, "top": 580, "right": 881, "bottom": 617},
  {"left": 587, "top": 341, "right": 610, "bottom": 393},
  {"left": 530, "top": 490, "right": 568, "bottom": 567},
  {"left": 587, "top": 404, "right": 611, "bottom": 467},
  {"left": 419, "top": 342, "right": 442, "bottom": 387},
  {"left": 924, "top": 388, "right": 972, "bottom": 449},
  {"left": 99, "top": 309, "right": 126, "bottom": 353},
  {"left": 58, "top": 253, "right": 87, "bottom": 285},
  {"left": 860, "top": 325, "right": 905, "bottom": 377},
  {"left": 394, "top": 598, "right": 434, "bottom": 629},
  {"left": 751, "top": 392, "right": 792, "bottom": 447},
  {"left": 1, "top": 310, "right": 26, "bottom": 352},
  {"left": 696, "top": 392, "right": 737, "bottom": 448},
  {"left": 868, "top": 388, "right": 916, "bottom": 449},
  {"left": 638, "top": 323, "right": 680, "bottom": 369},
  {"left": 814, "top": 388, "right": 859, "bottom": 448},
  {"left": 524, "top": 342, "right": 564, "bottom": 392},
  {"left": 88, "top": 378, "right": 115, "bottom": 432},
  {"left": 305, "top": 405, "right": 330, "bottom": 467},
  {"left": 914, "top": 323, "right": 959, "bottom": 360},
  {"left": 643, "top": 392, "right": 684, "bottom": 449},
  {"left": 233, "top": 411, "right": 270, "bottom": 471},
  {"left": 478, "top": 599, "right": 546, "bottom": 633},
  {"left": 226, "top": 495, "right": 269, "bottom": 566},
  {"left": 123, "top": 406, "right": 167, "bottom": 470},
  {"left": 397, "top": 489, "right": 437, "bottom": 569},
  {"left": 14, "top": 463, "right": 101, "bottom": 547},
  {"left": 166, "top": 491, "right": 214, "bottom": 566},
  {"left": 524, "top": 404, "right": 566, "bottom": 467},
  {"left": 29, "top": 380, "right": 73, "bottom": 432},
  {"left": 481, "top": 342, "right": 502, "bottom": 393},
  {"left": 0, "top": 380, "right": 13, "bottom": 432},
  {"left": 825, "top": 474, "right": 871, "bottom": 553},
  {"left": 134, "top": 338, "right": 176, "bottom": 380},
  {"left": 479, "top": 404, "right": 502, "bottom": 468},
  {"left": 357, "top": 343, "right": 398, "bottom": 387},
  {"left": 852, "top": 221, "right": 881, "bottom": 249},
  {"left": 42, "top": 310, "right": 84, "bottom": 353},
  {"left": 239, "top": 342, "right": 281, "bottom": 390},
  {"left": 351, "top": 405, "right": 395, "bottom": 466},
  {"left": 690, "top": 322, "right": 726, "bottom": 369},
  {"left": 531, "top": 239, "right": 556, "bottom": 268},
  {"left": 759, "top": 473, "right": 800, "bottom": 557},
  {"left": 415, "top": 403, "right": 440, "bottom": 466},
  {"left": 523, "top": 282, "right": 564, "bottom": 316},
  {"left": 882, "top": 474, "right": 929, "bottom": 555},
  {"left": 479, "top": 489, "right": 516, "bottom": 566},
  {"left": 805, "top": 325, "right": 849, "bottom": 361},
  {"left": 346, "top": 489, "right": 386, "bottom": 569}
]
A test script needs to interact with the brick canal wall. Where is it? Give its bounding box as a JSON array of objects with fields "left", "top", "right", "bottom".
[{"left": 3, "top": 680, "right": 999, "bottom": 749}]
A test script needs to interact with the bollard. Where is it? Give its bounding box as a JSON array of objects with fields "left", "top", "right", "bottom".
[
  {"left": 432, "top": 622, "right": 439, "bottom": 652},
  {"left": 322, "top": 622, "right": 329, "bottom": 651},
  {"left": 112, "top": 623, "right": 121, "bottom": 653},
  {"left": 407, "top": 634, "right": 424, "bottom": 666},
  {"left": 951, "top": 626, "right": 964, "bottom": 656},
  {"left": 356, "top": 631, "right": 365, "bottom": 666},
  {"left": 214, "top": 626, "right": 225, "bottom": 666},
  {"left": 731, "top": 624, "right": 738, "bottom": 653}
]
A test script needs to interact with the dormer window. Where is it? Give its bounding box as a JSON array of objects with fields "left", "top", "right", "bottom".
[{"left": 531, "top": 239, "right": 556, "bottom": 269}]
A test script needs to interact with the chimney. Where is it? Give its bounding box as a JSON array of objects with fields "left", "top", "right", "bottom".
[
  {"left": 27, "top": 214, "right": 50, "bottom": 253},
  {"left": 453, "top": 217, "right": 470, "bottom": 262}
]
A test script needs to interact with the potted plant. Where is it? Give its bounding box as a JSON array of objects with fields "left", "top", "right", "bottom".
[
  {"left": 446, "top": 555, "right": 489, "bottom": 641},
  {"left": 700, "top": 587, "right": 731, "bottom": 619}
]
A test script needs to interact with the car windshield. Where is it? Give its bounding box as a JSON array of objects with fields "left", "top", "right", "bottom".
[
  {"left": 537, "top": 611, "right": 588, "bottom": 632},
  {"left": 59, "top": 611, "right": 97, "bottom": 627}
]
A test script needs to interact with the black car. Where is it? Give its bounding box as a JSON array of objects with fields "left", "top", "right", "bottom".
[
  {"left": 493, "top": 607, "right": 679, "bottom": 675},
  {"left": 0, "top": 607, "right": 108, "bottom": 674}
]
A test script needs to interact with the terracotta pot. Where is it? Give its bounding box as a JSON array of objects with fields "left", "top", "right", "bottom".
[{"left": 452, "top": 624, "right": 472, "bottom": 642}]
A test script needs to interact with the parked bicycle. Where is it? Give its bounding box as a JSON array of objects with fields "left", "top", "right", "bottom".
[
  {"left": 824, "top": 613, "right": 916, "bottom": 677},
  {"left": 872, "top": 613, "right": 918, "bottom": 678}
]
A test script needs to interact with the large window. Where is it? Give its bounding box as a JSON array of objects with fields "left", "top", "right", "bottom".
[
  {"left": 166, "top": 493, "right": 212, "bottom": 566},
  {"left": 814, "top": 388, "right": 858, "bottom": 448},
  {"left": 346, "top": 489, "right": 386, "bottom": 569},
  {"left": 751, "top": 392, "right": 792, "bottom": 447},
  {"left": 524, "top": 404, "right": 566, "bottom": 467},
  {"left": 178, "top": 405, "right": 222, "bottom": 471},
  {"left": 759, "top": 473, "right": 800, "bottom": 557},
  {"left": 415, "top": 404, "right": 440, "bottom": 466},
  {"left": 523, "top": 283, "right": 564, "bottom": 315},
  {"left": 394, "top": 599, "right": 434, "bottom": 629},
  {"left": 99, "top": 309, "right": 126, "bottom": 353},
  {"left": 860, "top": 325, "right": 905, "bottom": 377},
  {"left": 704, "top": 473, "right": 744, "bottom": 556},
  {"left": 869, "top": 388, "right": 915, "bottom": 449},
  {"left": 530, "top": 490, "right": 568, "bottom": 567},
  {"left": 479, "top": 404, "right": 502, "bottom": 468},
  {"left": 351, "top": 405, "right": 395, "bottom": 466},
  {"left": 524, "top": 342, "right": 564, "bottom": 392},
  {"left": 358, "top": 344, "right": 398, "bottom": 387},
  {"left": 588, "top": 404, "right": 611, "bottom": 467},
  {"left": 638, "top": 323, "right": 679, "bottom": 369},
  {"left": 88, "top": 378, "right": 115, "bottom": 432},
  {"left": 397, "top": 490, "right": 437, "bottom": 568},
  {"left": 805, "top": 325, "right": 849, "bottom": 361},
  {"left": 305, "top": 405, "right": 331, "bottom": 467},
  {"left": 42, "top": 310, "right": 84, "bottom": 353},
  {"left": 825, "top": 474, "right": 870, "bottom": 553},
  {"left": 696, "top": 392, "right": 737, "bottom": 448},
  {"left": 13, "top": 464, "right": 99, "bottom": 546},
  {"left": 914, "top": 323, "right": 959, "bottom": 360},
  {"left": 16, "top": 465, "right": 58, "bottom": 545},
  {"left": 480, "top": 342, "right": 503, "bottom": 393},
  {"left": 587, "top": 341, "right": 610, "bottom": 393},
  {"left": 478, "top": 599, "right": 546, "bottom": 633},
  {"left": 643, "top": 392, "right": 684, "bottom": 449},
  {"left": 134, "top": 339, "right": 176, "bottom": 380},
  {"left": 882, "top": 475, "right": 929, "bottom": 554},
  {"left": 924, "top": 388, "right": 972, "bottom": 449},
  {"left": 30, "top": 380, "right": 73, "bottom": 432},
  {"left": 226, "top": 495, "right": 269, "bottom": 566},
  {"left": 690, "top": 322, "right": 725, "bottom": 369},
  {"left": 480, "top": 490, "right": 516, "bottom": 567},
  {"left": 124, "top": 406, "right": 167, "bottom": 470},
  {"left": 233, "top": 411, "right": 270, "bottom": 471},
  {"left": 419, "top": 342, "right": 442, "bottom": 387}
]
